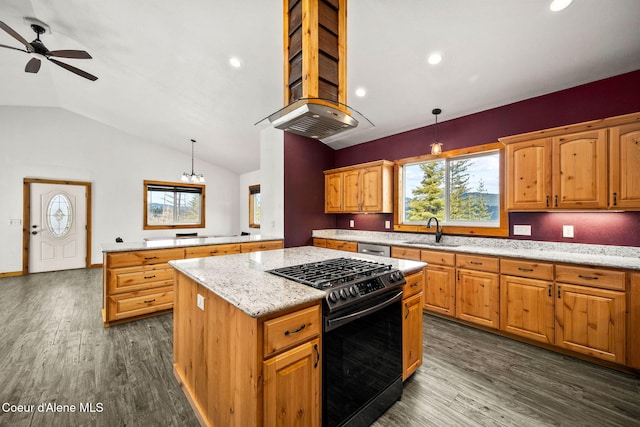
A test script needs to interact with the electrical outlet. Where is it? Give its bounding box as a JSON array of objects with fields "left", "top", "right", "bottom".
[
  {"left": 563, "top": 225, "right": 574, "bottom": 238},
  {"left": 197, "top": 294, "right": 205, "bottom": 310},
  {"left": 349, "top": 219, "right": 355, "bottom": 228},
  {"left": 513, "top": 225, "right": 531, "bottom": 236},
  {"left": 9, "top": 219, "right": 22, "bottom": 226},
  {"left": 385, "top": 220, "right": 391, "bottom": 229}
]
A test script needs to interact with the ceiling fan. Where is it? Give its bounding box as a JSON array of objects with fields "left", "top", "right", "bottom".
[{"left": 0, "top": 20, "right": 97, "bottom": 81}]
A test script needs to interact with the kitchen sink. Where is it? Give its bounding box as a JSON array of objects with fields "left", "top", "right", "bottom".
[{"left": 401, "top": 240, "right": 460, "bottom": 248}]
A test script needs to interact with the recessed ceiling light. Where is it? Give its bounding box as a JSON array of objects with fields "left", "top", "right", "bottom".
[
  {"left": 549, "top": 0, "right": 573, "bottom": 12},
  {"left": 229, "top": 57, "right": 242, "bottom": 68},
  {"left": 355, "top": 87, "right": 367, "bottom": 97},
  {"left": 427, "top": 52, "right": 442, "bottom": 65}
]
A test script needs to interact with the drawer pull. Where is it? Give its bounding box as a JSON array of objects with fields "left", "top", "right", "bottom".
[
  {"left": 143, "top": 298, "right": 156, "bottom": 304},
  {"left": 410, "top": 281, "right": 420, "bottom": 288},
  {"left": 284, "top": 324, "right": 306, "bottom": 336},
  {"left": 546, "top": 195, "right": 550, "bottom": 207},
  {"left": 144, "top": 256, "right": 158, "bottom": 260},
  {"left": 613, "top": 192, "right": 617, "bottom": 206},
  {"left": 548, "top": 284, "right": 552, "bottom": 297},
  {"left": 518, "top": 267, "right": 534, "bottom": 272},
  {"left": 469, "top": 261, "right": 483, "bottom": 265},
  {"left": 578, "top": 274, "right": 599, "bottom": 280},
  {"left": 210, "top": 250, "right": 219, "bottom": 254},
  {"left": 143, "top": 275, "right": 156, "bottom": 279},
  {"left": 314, "top": 344, "right": 320, "bottom": 368},
  {"left": 557, "top": 286, "right": 561, "bottom": 299}
]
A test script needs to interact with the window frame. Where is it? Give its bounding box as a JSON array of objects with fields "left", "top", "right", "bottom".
[
  {"left": 393, "top": 142, "right": 508, "bottom": 237},
  {"left": 143, "top": 180, "right": 206, "bottom": 230},
  {"left": 249, "top": 184, "right": 261, "bottom": 229}
]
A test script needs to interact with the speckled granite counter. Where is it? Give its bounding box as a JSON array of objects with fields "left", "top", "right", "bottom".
[
  {"left": 313, "top": 230, "right": 640, "bottom": 271},
  {"left": 101, "top": 234, "right": 283, "bottom": 252},
  {"left": 169, "top": 246, "right": 427, "bottom": 318}
]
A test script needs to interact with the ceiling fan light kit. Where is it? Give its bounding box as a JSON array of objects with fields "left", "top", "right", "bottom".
[{"left": 0, "top": 19, "right": 98, "bottom": 81}]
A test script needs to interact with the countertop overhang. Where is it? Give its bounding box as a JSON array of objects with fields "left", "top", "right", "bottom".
[
  {"left": 101, "top": 234, "right": 283, "bottom": 253},
  {"left": 170, "top": 246, "right": 427, "bottom": 318}
]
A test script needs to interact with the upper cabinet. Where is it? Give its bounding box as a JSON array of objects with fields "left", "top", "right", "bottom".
[
  {"left": 502, "top": 112, "right": 640, "bottom": 211},
  {"left": 324, "top": 160, "right": 393, "bottom": 214}
]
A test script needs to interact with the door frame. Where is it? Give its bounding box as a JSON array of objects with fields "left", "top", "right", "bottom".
[{"left": 22, "top": 178, "right": 93, "bottom": 275}]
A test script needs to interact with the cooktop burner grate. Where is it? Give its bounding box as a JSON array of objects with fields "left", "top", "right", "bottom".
[{"left": 267, "top": 257, "right": 392, "bottom": 289}]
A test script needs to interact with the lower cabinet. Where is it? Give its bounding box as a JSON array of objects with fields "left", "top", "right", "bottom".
[
  {"left": 630, "top": 273, "right": 640, "bottom": 369},
  {"left": 456, "top": 268, "right": 500, "bottom": 329},
  {"left": 402, "top": 269, "right": 424, "bottom": 380},
  {"left": 313, "top": 238, "right": 357, "bottom": 252},
  {"left": 240, "top": 240, "right": 284, "bottom": 253},
  {"left": 421, "top": 250, "right": 456, "bottom": 316}
]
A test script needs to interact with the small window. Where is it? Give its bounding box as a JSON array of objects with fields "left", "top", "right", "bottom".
[
  {"left": 249, "top": 185, "right": 261, "bottom": 228},
  {"left": 144, "top": 180, "right": 205, "bottom": 229}
]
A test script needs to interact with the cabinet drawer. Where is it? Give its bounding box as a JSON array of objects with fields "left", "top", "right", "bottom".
[
  {"left": 107, "top": 264, "right": 174, "bottom": 294},
  {"left": 185, "top": 244, "right": 241, "bottom": 258},
  {"left": 325, "top": 239, "right": 358, "bottom": 252},
  {"left": 107, "top": 286, "right": 173, "bottom": 321},
  {"left": 240, "top": 240, "right": 284, "bottom": 253},
  {"left": 313, "top": 238, "right": 327, "bottom": 248},
  {"left": 457, "top": 254, "right": 499, "bottom": 273},
  {"left": 263, "top": 305, "right": 321, "bottom": 357},
  {"left": 403, "top": 270, "right": 424, "bottom": 299},
  {"left": 421, "top": 250, "right": 455, "bottom": 266},
  {"left": 500, "top": 258, "right": 554, "bottom": 280},
  {"left": 555, "top": 265, "right": 625, "bottom": 291},
  {"left": 391, "top": 246, "right": 421, "bottom": 261},
  {"left": 106, "top": 248, "right": 184, "bottom": 268}
]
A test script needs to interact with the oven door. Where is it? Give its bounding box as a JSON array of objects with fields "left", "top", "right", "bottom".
[{"left": 323, "top": 290, "right": 403, "bottom": 427}]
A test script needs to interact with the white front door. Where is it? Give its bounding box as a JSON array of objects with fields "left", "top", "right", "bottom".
[{"left": 29, "top": 183, "right": 87, "bottom": 273}]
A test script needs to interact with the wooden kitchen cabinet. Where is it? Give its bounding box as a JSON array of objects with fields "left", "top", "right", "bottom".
[
  {"left": 102, "top": 247, "right": 184, "bottom": 326},
  {"left": 609, "top": 122, "right": 640, "bottom": 209},
  {"left": 240, "top": 240, "right": 284, "bottom": 253},
  {"left": 505, "top": 137, "right": 553, "bottom": 210},
  {"left": 402, "top": 269, "right": 424, "bottom": 380},
  {"left": 456, "top": 254, "right": 500, "bottom": 329},
  {"left": 421, "top": 250, "right": 456, "bottom": 316},
  {"left": 313, "top": 237, "right": 327, "bottom": 247},
  {"left": 629, "top": 273, "right": 640, "bottom": 369},
  {"left": 324, "top": 239, "right": 357, "bottom": 252},
  {"left": 185, "top": 243, "right": 241, "bottom": 258},
  {"left": 324, "top": 160, "right": 393, "bottom": 213},
  {"left": 500, "top": 258, "right": 555, "bottom": 344},
  {"left": 554, "top": 265, "right": 626, "bottom": 364}
]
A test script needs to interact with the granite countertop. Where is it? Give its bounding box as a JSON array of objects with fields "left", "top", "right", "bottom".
[
  {"left": 169, "top": 246, "right": 427, "bottom": 318},
  {"left": 313, "top": 230, "right": 640, "bottom": 271},
  {"left": 101, "top": 234, "right": 283, "bottom": 253}
]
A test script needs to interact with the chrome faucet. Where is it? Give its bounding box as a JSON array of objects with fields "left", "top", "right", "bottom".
[{"left": 426, "top": 216, "right": 443, "bottom": 243}]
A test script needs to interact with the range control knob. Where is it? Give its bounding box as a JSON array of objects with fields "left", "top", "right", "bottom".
[
  {"left": 328, "top": 291, "right": 338, "bottom": 303},
  {"left": 349, "top": 286, "right": 358, "bottom": 297},
  {"left": 390, "top": 272, "right": 403, "bottom": 282},
  {"left": 339, "top": 289, "right": 348, "bottom": 300}
]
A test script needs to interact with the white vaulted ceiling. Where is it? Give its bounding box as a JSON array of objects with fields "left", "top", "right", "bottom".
[{"left": 1, "top": 0, "right": 639, "bottom": 173}]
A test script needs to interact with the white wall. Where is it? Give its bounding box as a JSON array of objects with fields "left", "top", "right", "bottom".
[
  {"left": 0, "top": 106, "right": 240, "bottom": 274},
  {"left": 258, "top": 127, "right": 285, "bottom": 238},
  {"left": 239, "top": 169, "right": 261, "bottom": 235}
]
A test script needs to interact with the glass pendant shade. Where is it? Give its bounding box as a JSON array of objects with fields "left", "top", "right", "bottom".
[{"left": 430, "top": 108, "right": 442, "bottom": 155}]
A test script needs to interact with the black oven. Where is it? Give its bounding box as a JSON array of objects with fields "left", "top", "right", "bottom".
[{"left": 323, "top": 289, "right": 403, "bottom": 427}]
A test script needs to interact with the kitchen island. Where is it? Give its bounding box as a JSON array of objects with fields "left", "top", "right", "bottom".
[{"left": 169, "top": 246, "right": 426, "bottom": 427}]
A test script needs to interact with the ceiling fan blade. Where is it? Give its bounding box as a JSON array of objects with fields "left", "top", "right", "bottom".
[
  {"left": 48, "top": 49, "right": 92, "bottom": 59},
  {"left": 25, "top": 57, "right": 41, "bottom": 73},
  {"left": 0, "top": 21, "right": 32, "bottom": 50},
  {"left": 48, "top": 57, "right": 98, "bottom": 81},
  {"left": 0, "top": 43, "right": 28, "bottom": 53}
]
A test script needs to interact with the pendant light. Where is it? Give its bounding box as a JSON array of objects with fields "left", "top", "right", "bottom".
[
  {"left": 430, "top": 108, "right": 443, "bottom": 155},
  {"left": 182, "top": 139, "right": 205, "bottom": 183}
]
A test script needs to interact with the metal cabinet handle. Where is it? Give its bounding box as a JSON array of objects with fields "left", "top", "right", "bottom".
[
  {"left": 547, "top": 284, "right": 552, "bottom": 297},
  {"left": 613, "top": 192, "right": 617, "bottom": 206},
  {"left": 143, "top": 298, "right": 156, "bottom": 304},
  {"left": 144, "top": 256, "right": 158, "bottom": 260},
  {"left": 546, "top": 195, "right": 550, "bottom": 207},
  {"left": 405, "top": 303, "right": 410, "bottom": 319},
  {"left": 143, "top": 275, "right": 156, "bottom": 279},
  {"left": 578, "top": 274, "right": 599, "bottom": 280},
  {"left": 518, "top": 267, "right": 534, "bottom": 272},
  {"left": 313, "top": 344, "right": 320, "bottom": 368},
  {"left": 410, "top": 281, "right": 420, "bottom": 288},
  {"left": 554, "top": 195, "right": 558, "bottom": 207},
  {"left": 284, "top": 324, "right": 306, "bottom": 336},
  {"left": 557, "top": 286, "right": 561, "bottom": 299},
  {"left": 469, "top": 261, "right": 483, "bottom": 265}
]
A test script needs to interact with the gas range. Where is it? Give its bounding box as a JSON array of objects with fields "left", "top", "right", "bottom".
[{"left": 267, "top": 257, "right": 405, "bottom": 313}]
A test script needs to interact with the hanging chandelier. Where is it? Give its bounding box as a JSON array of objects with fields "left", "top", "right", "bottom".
[
  {"left": 430, "top": 108, "right": 443, "bottom": 155},
  {"left": 182, "top": 139, "right": 205, "bottom": 183}
]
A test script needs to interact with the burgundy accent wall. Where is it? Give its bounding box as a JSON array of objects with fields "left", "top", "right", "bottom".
[
  {"left": 284, "top": 133, "right": 336, "bottom": 247},
  {"left": 335, "top": 213, "right": 394, "bottom": 231}
]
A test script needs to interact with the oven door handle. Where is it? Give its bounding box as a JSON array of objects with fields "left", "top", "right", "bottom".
[{"left": 325, "top": 291, "right": 403, "bottom": 331}]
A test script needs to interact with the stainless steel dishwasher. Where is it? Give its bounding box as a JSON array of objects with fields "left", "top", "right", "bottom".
[{"left": 357, "top": 242, "right": 390, "bottom": 257}]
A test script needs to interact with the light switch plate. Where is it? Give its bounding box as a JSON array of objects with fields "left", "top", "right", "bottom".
[
  {"left": 385, "top": 220, "right": 391, "bottom": 229},
  {"left": 197, "top": 294, "right": 205, "bottom": 310},
  {"left": 349, "top": 219, "right": 355, "bottom": 228},
  {"left": 513, "top": 225, "right": 532, "bottom": 236},
  {"left": 563, "top": 225, "right": 574, "bottom": 238}
]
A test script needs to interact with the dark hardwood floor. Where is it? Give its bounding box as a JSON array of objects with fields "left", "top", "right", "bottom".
[{"left": 1, "top": 269, "right": 638, "bottom": 426}]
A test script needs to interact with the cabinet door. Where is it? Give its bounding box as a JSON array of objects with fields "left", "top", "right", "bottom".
[
  {"left": 360, "top": 166, "right": 383, "bottom": 212},
  {"left": 629, "top": 273, "right": 640, "bottom": 369},
  {"left": 424, "top": 264, "right": 455, "bottom": 316},
  {"left": 185, "top": 244, "right": 241, "bottom": 258},
  {"left": 324, "top": 172, "right": 343, "bottom": 213},
  {"left": 264, "top": 338, "right": 320, "bottom": 427},
  {"left": 555, "top": 284, "right": 625, "bottom": 364},
  {"left": 456, "top": 269, "right": 500, "bottom": 329},
  {"left": 500, "top": 275, "right": 554, "bottom": 344},
  {"left": 402, "top": 292, "right": 424, "bottom": 380},
  {"left": 609, "top": 123, "right": 640, "bottom": 209},
  {"left": 342, "top": 170, "right": 362, "bottom": 212},
  {"left": 552, "top": 129, "right": 608, "bottom": 209},
  {"left": 505, "top": 138, "right": 552, "bottom": 210}
]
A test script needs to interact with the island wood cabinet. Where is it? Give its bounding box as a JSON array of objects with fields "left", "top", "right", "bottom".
[
  {"left": 502, "top": 112, "right": 640, "bottom": 211},
  {"left": 185, "top": 243, "right": 241, "bottom": 258},
  {"left": 456, "top": 254, "right": 500, "bottom": 329},
  {"left": 324, "top": 160, "right": 393, "bottom": 214},
  {"left": 313, "top": 238, "right": 357, "bottom": 252},
  {"left": 500, "top": 258, "right": 555, "bottom": 344},
  {"left": 554, "top": 265, "right": 626, "bottom": 364},
  {"left": 173, "top": 271, "right": 321, "bottom": 427},
  {"left": 240, "top": 240, "right": 284, "bottom": 253},
  {"left": 402, "top": 269, "right": 424, "bottom": 380}
]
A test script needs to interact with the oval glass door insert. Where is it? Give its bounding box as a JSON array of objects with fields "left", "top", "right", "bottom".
[{"left": 47, "top": 193, "right": 73, "bottom": 237}]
